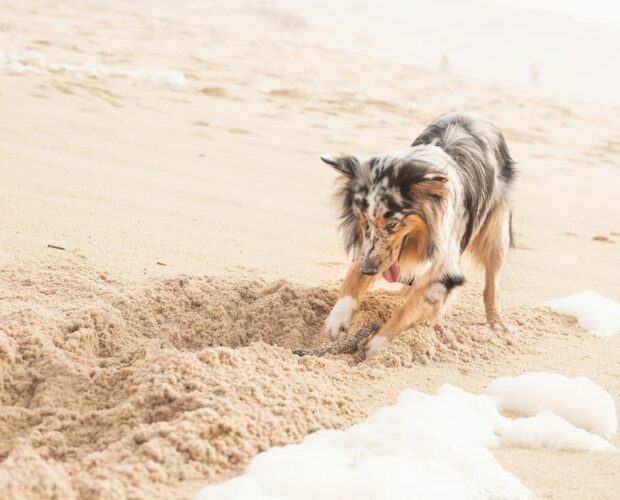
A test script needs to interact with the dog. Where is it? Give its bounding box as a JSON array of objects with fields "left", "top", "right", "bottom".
[{"left": 321, "top": 112, "right": 515, "bottom": 358}]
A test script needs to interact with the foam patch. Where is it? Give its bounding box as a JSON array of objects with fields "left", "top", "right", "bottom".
[
  {"left": 545, "top": 291, "right": 620, "bottom": 337},
  {"left": 198, "top": 373, "right": 616, "bottom": 499}
]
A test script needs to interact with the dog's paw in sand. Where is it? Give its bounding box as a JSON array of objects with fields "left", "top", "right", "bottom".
[
  {"left": 364, "top": 335, "right": 390, "bottom": 358},
  {"left": 487, "top": 320, "right": 512, "bottom": 334},
  {"left": 324, "top": 296, "right": 357, "bottom": 339}
]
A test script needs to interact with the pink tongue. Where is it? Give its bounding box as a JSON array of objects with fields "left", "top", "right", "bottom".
[{"left": 382, "top": 262, "right": 401, "bottom": 283}]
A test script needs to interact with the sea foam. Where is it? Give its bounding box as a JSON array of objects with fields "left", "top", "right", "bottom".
[
  {"left": 545, "top": 291, "right": 620, "bottom": 337},
  {"left": 0, "top": 50, "right": 186, "bottom": 87},
  {"left": 197, "top": 372, "right": 616, "bottom": 500}
]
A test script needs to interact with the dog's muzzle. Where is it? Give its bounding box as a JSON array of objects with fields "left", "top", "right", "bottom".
[{"left": 360, "top": 259, "right": 379, "bottom": 275}]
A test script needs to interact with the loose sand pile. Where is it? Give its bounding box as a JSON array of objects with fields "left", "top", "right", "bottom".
[
  {"left": 0, "top": 254, "right": 578, "bottom": 499},
  {"left": 2, "top": 0, "right": 620, "bottom": 498}
]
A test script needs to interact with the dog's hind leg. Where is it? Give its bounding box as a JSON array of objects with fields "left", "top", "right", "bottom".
[
  {"left": 470, "top": 199, "right": 511, "bottom": 332},
  {"left": 323, "top": 260, "right": 374, "bottom": 339}
]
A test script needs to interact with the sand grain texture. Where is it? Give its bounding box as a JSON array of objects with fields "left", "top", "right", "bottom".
[
  {"left": 0, "top": 254, "right": 607, "bottom": 499},
  {"left": 1, "top": 0, "right": 620, "bottom": 499}
]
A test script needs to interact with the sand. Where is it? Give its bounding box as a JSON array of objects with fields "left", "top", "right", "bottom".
[
  {"left": 1, "top": 0, "right": 620, "bottom": 499},
  {"left": 0, "top": 253, "right": 591, "bottom": 499}
]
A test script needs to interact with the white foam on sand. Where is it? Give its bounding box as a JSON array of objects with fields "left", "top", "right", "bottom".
[
  {"left": 498, "top": 411, "right": 615, "bottom": 452},
  {"left": 0, "top": 50, "right": 187, "bottom": 87},
  {"left": 197, "top": 373, "right": 616, "bottom": 500},
  {"left": 486, "top": 372, "right": 617, "bottom": 438},
  {"left": 545, "top": 291, "right": 620, "bottom": 337}
]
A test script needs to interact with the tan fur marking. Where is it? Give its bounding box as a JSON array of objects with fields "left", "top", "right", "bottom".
[
  {"left": 412, "top": 178, "right": 448, "bottom": 199},
  {"left": 396, "top": 215, "right": 430, "bottom": 268},
  {"left": 340, "top": 260, "right": 374, "bottom": 300},
  {"left": 374, "top": 281, "right": 446, "bottom": 341},
  {"left": 469, "top": 200, "right": 511, "bottom": 331}
]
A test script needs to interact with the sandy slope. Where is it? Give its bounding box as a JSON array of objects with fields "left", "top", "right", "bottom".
[{"left": 1, "top": 0, "right": 620, "bottom": 498}]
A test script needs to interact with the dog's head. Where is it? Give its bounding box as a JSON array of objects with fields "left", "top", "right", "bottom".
[{"left": 322, "top": 152, "right": 448, "bottom": 282}]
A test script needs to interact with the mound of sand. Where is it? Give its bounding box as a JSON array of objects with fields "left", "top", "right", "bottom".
[
  {"left": 2, "top": 1, "right": 620, "bottom": 498},
  {"left": 0, "top": 254, "right": 580, "bottom": 499}
]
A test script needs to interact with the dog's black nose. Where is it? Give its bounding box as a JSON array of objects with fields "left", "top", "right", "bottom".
[{"left": 360, "top": 261, "right": 378, "bottom": 275}]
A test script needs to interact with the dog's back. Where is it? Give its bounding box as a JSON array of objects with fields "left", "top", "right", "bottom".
[{"left": 412, "top": 112, "right": 515, "bottom": 251}]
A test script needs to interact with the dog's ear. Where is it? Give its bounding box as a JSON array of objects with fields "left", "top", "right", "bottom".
[
  {"left": 320, "top": 154, "right": 359, "bottom": 178},
  {"left": 413, "top": 172, "right": 448, "bottom": 199}
]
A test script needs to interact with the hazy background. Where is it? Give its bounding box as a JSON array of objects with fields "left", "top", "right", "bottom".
[{"left": 138, "top": 0, "right": 620, "bottom": 104}]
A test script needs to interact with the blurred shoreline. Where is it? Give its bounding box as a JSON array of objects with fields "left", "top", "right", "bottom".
[{"left": 141, "top": 0, "right": 620, "bottom": 105}]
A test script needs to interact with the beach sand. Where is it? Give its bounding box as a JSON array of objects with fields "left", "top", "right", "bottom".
[{"left": 1, "top": 0, "right": 620, "bottom": 498}]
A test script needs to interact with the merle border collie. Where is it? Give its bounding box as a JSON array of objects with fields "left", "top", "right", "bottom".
[{"left": 321, "top": 112, "right": 515, "bottom": 358}]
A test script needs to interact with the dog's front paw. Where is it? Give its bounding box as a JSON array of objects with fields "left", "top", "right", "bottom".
[
  {"left": 323, "top": 296, "right": 357, "bottom": 339},
  {"left": 364, "top": 335, "right": 390, "bottom": 359}
]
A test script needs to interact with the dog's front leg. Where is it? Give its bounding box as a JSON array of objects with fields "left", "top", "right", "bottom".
[
  {"left": 365, "top": 276, "right": 460, "bottom": 357},
  {"left": 324, "top": 260, "right": 374, "bottom": 339}
]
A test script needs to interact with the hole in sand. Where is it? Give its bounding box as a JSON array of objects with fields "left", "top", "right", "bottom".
[{"left": 48, "top": 275, "right": 549, "bottom": 367}]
